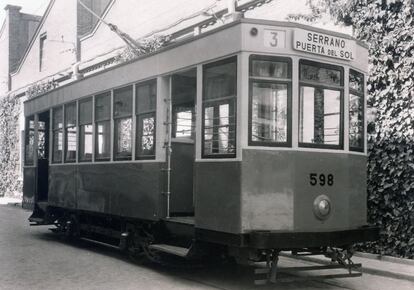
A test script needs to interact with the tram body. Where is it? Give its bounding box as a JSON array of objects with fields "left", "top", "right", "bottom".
[{"left": 24, "top": 19, "right": 378, "bottom": 272}]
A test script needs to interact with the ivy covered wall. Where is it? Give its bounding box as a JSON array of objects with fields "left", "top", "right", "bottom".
[
  {"left": 349, "top": 0, "right": 414, "bottom": 258},
  {"left": 0, "top": 94, "right": 22, "bottom": 198}
]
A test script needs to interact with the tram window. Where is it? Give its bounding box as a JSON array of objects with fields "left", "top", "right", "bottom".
[
  {"left": 52, "top": 106, "right": 63, "bottom": 163},
  {"left": 249, "top": 56, "right": 292, "bottom": 146},
  {"left": 24, "top": 116, "right": 35, "bottom": 165},
  {"left": 114, "top": 85, "right": 133, "bottom": 160},
  {"left": 79, "top": 98, "right": 93, "bottom": 161},
  {"left": 136, "top": 80, "right": 156, "bottom": 159},
  {"left": 349, "top": 70, "right": 364, "bottom": 151},
  {"left": 299, "top": 60, "right": 343, "bottom": 149},
  {"left": 64, "top": 102, "right": 77, "bottom": 162},
  {"left": 95, "top": 92, "right": 111, "bottom": 161},
  {"left": 202, "top": 57, "right": 237, "bottom": 157}
]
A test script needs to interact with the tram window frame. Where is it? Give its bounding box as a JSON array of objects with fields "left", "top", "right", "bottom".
[
  {"left": 51, "top": 106, "right": 63, "bottom": 163},
  {"left": 24, "top": 115, "right": 35, "bottom": 166},
  {"left": 298, "top": 59, "right": 344, "bottom": 150},
  {"left": 113, "top": 85, "right": 133, "bottom": 161},
  {"left": 135, "top": 80, "right": 157, "bottom": 160},
  {"left": 349, "top": 69, "right": 365, "bottom": 152},
  {"left": 78, "top": 97, "right": 93, "bottom": 162},
  {"left": 64, "top": 102, "right": 77, "bottom": 163},
  {"left": 202, "top": 56, "right": 237, "bottom": 159},
  {"left": 95, "top": 92, "right": 111, "bottom": 161},
  {"left": 248, "top": 55, "right": 292, "bottom": 147}
]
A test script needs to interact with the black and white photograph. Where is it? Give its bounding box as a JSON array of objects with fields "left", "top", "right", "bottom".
[{"left": 0, "top": 0, "right": 413, "bottom": 289}]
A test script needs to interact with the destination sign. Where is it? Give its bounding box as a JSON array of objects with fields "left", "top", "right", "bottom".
[{"left": 293, "top": 29, "right": 356, "bottom": 61}]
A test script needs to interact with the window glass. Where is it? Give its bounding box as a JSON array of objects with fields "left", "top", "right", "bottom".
[
  {"left": 52, "top": 107, "right": 63, "bottom": 163},
  {"left": 79, "top": 98, "right": 92, "bottom": 125},
  {"left": 95, "top": 92, "right": 111, "bottom": 122},
  {"left": 65, "top": 102, "right": 77, "bottom": 162},
  {"left": 114, "top": 86, "right": 133, "bottom": 118},
  {"left": 65, "top": 102, "right": 77, "bottom": 128},
  {"left": 299, "top": 61, "right": 343, "bottom": 149},
  {"left": 349, "top": 70, "right": 364, "bottom": 93},
  {"left": 96, "top": 121, "right": 111, "bottom": 160},
  {"left": 37, "top": 120, "right": 47, "bottom": 160},
  {"left": 52, "top": 130, "right": 63, "bottom": 163},
  {"left": 136, "top": 114, "right": 155, "bottom": 158},
  {"left": 251, "top": 60, "right": 288, "bottom": 78},
  {"left": 173, "top": 106, "right": 194, "bottom": 138},
  {"left": 349, "top": 70, "right": 364, "bottom": 151},
  {"left": 52, "top": 106, "right": 63, "bottom": 129},
  {"left": 203, "top": 57, "right": 237, "bottom": 157},
  {"left": 204, "top": 59, "right": 236, "bottom": 100},
  {"left": 136, "top": 81, "right": 156, "bottom": 113},
  {"left": 299, "top": 87, "right": 341, "bottom": 146},
  {"left": 25, "top": 116, "right": 35, "bottom": 165},
  {"left": 136, "top": 80, "right": 157, "bottom": 159},
  {"left": 300, "top": 63, "right": 342, "bottom": 86},
  {"left": 114, "top": 118, "right": 132, "bottom": 160},
  {"left": 251, "top": 83, "right": 288, "bottom": 143},
  {"left": 79, "top": 124, "right": 93, "bottom": 162}
]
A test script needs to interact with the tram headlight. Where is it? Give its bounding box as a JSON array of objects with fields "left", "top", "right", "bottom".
[{"left": 313, "top": 195, "right": 331, "bottom": 220}]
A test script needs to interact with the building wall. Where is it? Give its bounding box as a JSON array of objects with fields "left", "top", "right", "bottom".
[
  {"left": 0, "top": 5, "right": 41, "bottom": 96},
  {"left": 80, "top": 0, "right": 223, "bottom": 63},
  {"left": 0, "top": 19, "right": 9, "bottom": 95},
  {"left": 11, "top": 0, "right": 77, "bottom": 91}
]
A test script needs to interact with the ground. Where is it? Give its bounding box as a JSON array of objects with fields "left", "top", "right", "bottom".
[{"left": 0, "top": 205, "right": 413, "bottom": 290}]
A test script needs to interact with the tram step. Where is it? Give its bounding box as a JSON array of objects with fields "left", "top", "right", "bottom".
[{"left": 148, "top": 244, "right": 190, "bottom": 257}]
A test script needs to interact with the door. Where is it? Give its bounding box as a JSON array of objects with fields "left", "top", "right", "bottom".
[
  {"left": 36, "top": 111, "right": 50, "bottom": 202},
  {"left": 170, "top": 69, "right": 197, "bottom": 215}
]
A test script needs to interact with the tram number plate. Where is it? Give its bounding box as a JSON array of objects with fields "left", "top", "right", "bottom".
[
  {"left": 309, "top": 173, "right": 334, "bottom": 186},
  {"left": 263, "top": 29, "right": 286, "bottom": 48}
]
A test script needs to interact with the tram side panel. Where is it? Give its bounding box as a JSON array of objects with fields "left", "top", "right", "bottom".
[
  {"left": 23, "top": 167, "right": 36, "bottom": 209},
  {"left": 48, "top": 162, "right": 164, "bottom": 221},
  {"left": 194, "top": 161, "right": 242, "bottom": 234},
  {"left": 240, "top": 149, "right": 367, "bottom": 233}
]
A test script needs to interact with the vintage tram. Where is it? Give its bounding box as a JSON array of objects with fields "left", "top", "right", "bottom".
[{"left": 24, "top": 18, "right": 378, "bottom": 282}]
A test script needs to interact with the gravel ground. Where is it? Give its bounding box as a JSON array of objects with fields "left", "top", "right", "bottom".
[{"left": 0, "top": 205, "right": 413, "bottom": 290}]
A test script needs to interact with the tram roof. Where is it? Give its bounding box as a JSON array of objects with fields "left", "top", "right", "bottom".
[{"left": 24, "top": 18, "right": 367, "bottom": 115}]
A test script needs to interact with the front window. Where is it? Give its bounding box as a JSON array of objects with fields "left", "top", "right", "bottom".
[
  {"left": 249, "top": 55, "right": 291, "bottom": 146},
  {"left": 79, "top": 98, "right": 93, "bottom": 161},
  {"left": 95, "top": 92, "right": 111, "bottom": 161},
  {"left": 24, "top": 116, "right": 35, "bottom": 165},
  {"left": 65, "top": 102, "right": 77, "bottom": 162},
  {"left": 113, "top": 85, "right": 133, "bottom": 160},
  {"left": 52, "top": 107, "right": 63, "bottom": 163},
  {"left": 299, "top": 60, "right": 344, "bottom": 149},
  {"left": 349, "top": 69, "right": 364, "bottom": 152},
  {"left": 136, "top": 80, "right": 156, "bottom": 159},
  {"left": 202, "top": 57, "right": 237, "bottom": 158}
]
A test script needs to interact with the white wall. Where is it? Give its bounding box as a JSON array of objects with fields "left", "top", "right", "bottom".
[{"left": 11, "top": 0, "right": 78, "bottom": 91}]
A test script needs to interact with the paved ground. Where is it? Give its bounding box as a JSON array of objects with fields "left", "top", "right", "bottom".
[{"left": 0, "top": 205, "right": 413, "bottom": 290}]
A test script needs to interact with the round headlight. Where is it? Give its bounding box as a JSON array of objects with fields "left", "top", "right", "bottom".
[{"left": 313, "top": 195, "right": 331, "bottom": 220}]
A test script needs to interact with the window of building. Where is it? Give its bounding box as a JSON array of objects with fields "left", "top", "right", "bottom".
[
  {"left": 24, "top": 116, "right": 35, "bottom": 165},
  {"left": 79, "top": 98, "right": 93, "bottom": 161},
  {"left": 64, "top": 102, "right": 77, "bottom": 162},
  {"left": 299, "top": 60, "right": 344, "bottom": 149},
  {"left": 114, "top": 86, "right": 133, "bottom": 160},
  {"left": 202, "top": 57, "right": 237, "bottom": 158},
  {"left": 39, "top": 33, "right": 47, "bottom": 71},
  {"left": 349, "top": 69, "right": 364, "bottom": 152},
  {"left": 136, "top": 80, "right": 156, "bottom": 159},
  {"left": 95, "top": 92, "right": 111, "bottom": 161},
  {"left": 249, "top": 55, "right": 291, "bottom": 146},
  {"left": 52, "top": 107, "right": 63, "bottom": 163}
]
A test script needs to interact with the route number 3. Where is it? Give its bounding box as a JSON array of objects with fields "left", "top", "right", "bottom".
[
  {"left": 269, "top": 32, "right": 278, "bottom": 47},
  {"left": 263, "top": 30, "right": 285, "bottom": 48},
  {"left": 309, "top": 173, "right": 334, "bottom": 186}
]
